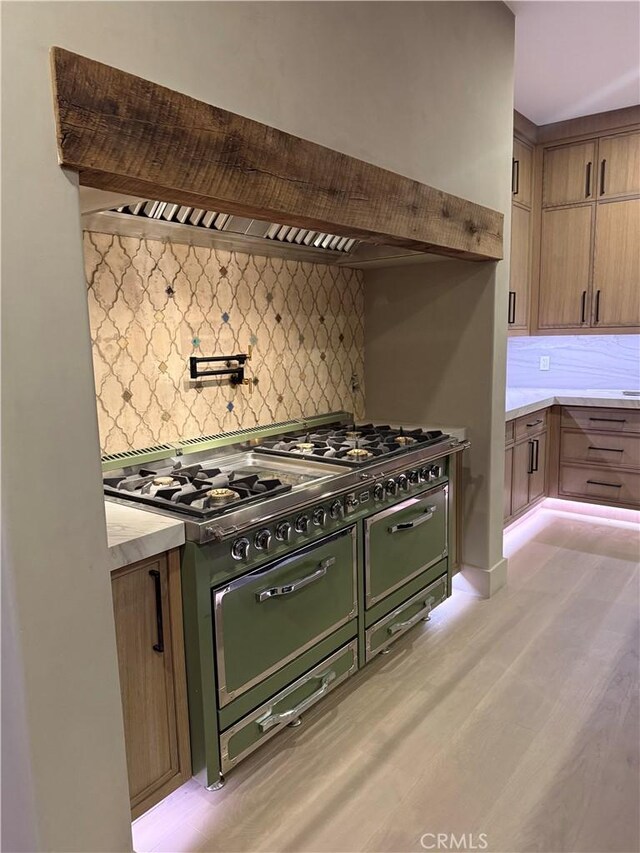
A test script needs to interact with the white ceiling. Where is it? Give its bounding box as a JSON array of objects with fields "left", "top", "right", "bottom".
[{"left": 511, "top": 1, "right": 640, "bottom": 125}]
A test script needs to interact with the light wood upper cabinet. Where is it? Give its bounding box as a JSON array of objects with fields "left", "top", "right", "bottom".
[
  {"left": 543, "top": 141, "right": 596, "bottom": 207},
  {"left": 112, "top": 550, "right": 191, "bottom": 818},
  {"left": 508, "top": 204, "right": 531, "bottom": 330},
  {"left": 512, "top": 139, "right": 533, "bottom": 208},
  {"left": 538, "top": 205, "right": 594, "bottom": 329},
  {"left": 597, "top": 132, "right": 640, "bottom": 199},
  {"left": 592, "top": 198, "right": 640, "bottom": 327}
]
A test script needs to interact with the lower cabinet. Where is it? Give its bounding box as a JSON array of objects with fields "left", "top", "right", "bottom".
[
  {"left": 111, "top": 550, "right": 191, "bottom": 818},
  {"left": 505, "top": 410, "right": 548, "bottom": 525},
  {"left": 505, "top": 405, "right": 640, "bottom": 522},
  {"left": 558, "top": 406, "right": 640, "bottom": 508}
]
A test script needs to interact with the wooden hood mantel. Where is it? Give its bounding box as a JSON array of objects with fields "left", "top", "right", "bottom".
[{"left": 50, "top": 48, "right": 503, "bottom": 262}]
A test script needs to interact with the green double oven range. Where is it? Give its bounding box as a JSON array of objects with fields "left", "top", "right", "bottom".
[{"left": 102, "top": 412, "right": 468, "bottom": 790}]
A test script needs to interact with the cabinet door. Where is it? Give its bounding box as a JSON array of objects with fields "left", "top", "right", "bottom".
[
  {"left": 592, "top": 199, "right": 640, "bottom": 328},
  {"left": 543, "top": 141, "right": 596, "bottom": 207},
  {"left": 112, "top": 552, "right": 190, "bottom": 817},
  {"left": 504, "top": 446, "right": 513, "bottom": 521},
  {"left": 528, "top": 433, "right": 547, "bottom": 503},
  {"left": 511, "top": 441, "right": 531, "bottom": 516},
  {"left": 512, "top": 139, "right": 533, "bottom": 208},
  {"left": 538, "top": 205, "right": 594, "bottom": 329},
  {"left": 508, "top": 204, "right": 531, "bottom": 330},
  {"left": 597, "top": 132, "right": 640, "bottom": 199}
]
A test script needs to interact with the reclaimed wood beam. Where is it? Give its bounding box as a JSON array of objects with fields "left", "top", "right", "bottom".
[{"left": 50, "top": 48, "right": 503, "bottom": 262}]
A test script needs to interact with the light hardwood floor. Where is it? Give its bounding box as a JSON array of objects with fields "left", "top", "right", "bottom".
[{"left": 133, "top": 503, "right": 640, "bottom": 853}]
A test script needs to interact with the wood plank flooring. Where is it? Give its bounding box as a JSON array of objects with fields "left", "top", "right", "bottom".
[{"left": 133, "top": 504, "right": 640, "bottom": 853}]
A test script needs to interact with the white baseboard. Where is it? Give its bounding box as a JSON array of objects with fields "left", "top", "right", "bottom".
[{"left": 454, "top": 557, "right": 508, "bottom": 599}]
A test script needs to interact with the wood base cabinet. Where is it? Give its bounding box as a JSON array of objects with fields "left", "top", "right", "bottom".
[
  {"left": 504, "top": 410, "right": 548, "bottom": 525},
  {"left": 557, "top": 407, "right": 640, "bottom": 509},
  {"left": 111, "top": 550, "right": 191, "bottom": 818}
]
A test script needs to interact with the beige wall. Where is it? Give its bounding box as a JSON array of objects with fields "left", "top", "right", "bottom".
[
  {"left": 365, "top": 260, "right": 508, "bottom": 577},
  {"left": 1, "top": 3, "right": 513, "bottom": 850},
  {"left": 85, "top": 232, "right": 365, "bottom": 455}
]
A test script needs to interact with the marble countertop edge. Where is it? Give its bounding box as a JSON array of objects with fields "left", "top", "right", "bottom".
[
  {"left": 105, "top": 501, "right": 186, "bottom": 572},
  {"left": 506, "top": 389, "right": 640, "bottom": 421}
]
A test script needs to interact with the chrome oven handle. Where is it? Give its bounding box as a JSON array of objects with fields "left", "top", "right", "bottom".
[
  {"left": 388, "top": 505, "right": 437, "bottom": 533},
  {"left": 256, "top": 557, "right": 336, "bottom": 602},
  {"left": 387, "top": 596, "right": 435, "bottom": 635},
  {"left": 257, "top": 669, "right": 337, "bottom": 731}
]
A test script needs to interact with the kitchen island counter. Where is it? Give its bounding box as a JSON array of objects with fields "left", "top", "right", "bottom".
[
  {"left": 506, "top": 389, "right": 640, "bottom": 421},
  {"left": 105, "top": 500, "right": 185, "bottom": 571}
]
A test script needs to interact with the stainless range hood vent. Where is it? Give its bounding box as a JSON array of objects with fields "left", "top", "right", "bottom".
[{"left": 112, "top": 200, "right": 358, "bottom": 256}]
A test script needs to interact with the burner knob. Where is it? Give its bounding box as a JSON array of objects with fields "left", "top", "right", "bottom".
[
  {"left": 397, "top": 474, "right": 409, "bottom": 491},
  {"left": 386, "top": 479, "right": 397, "bottom": 495},
  {"left": 430, "top": 464, "right": 442, "bottom": 480},
  {"left": 254, "top": 528, "right": 272, "bottom": 551},
  {"left": 420, "top": 467, "right": 430, "bottom": 482},
  {"left": 231, "top": 537, "right": 250, "bottom": 561},
  {"left": 312, "top": 507, "right": 327, "bottom": 526},
  {"left": 275, "top": 521, "right": 292, "bottom": 542},
  {"left": 409, "top": 470, "right": 420, "bottom": 485},
  {"left": 295, "top": 514, "right": 310, "bottom": 533},
  {"left": 373, "top": 484, "right": 385, "bottom": 501},
  {"left": 329, "top": 499, "right": 344, "bottom": 520}
]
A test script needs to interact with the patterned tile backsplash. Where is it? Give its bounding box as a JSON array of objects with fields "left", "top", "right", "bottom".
[{"left": 84, "top": 232, "right": 365, "bottom": 455}]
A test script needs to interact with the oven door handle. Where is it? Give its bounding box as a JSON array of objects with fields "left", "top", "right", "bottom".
[
  {"left": 256, "top": 557, "right": 335, "bottom": 602},
  {"left": 389, "top": 505, "right": 437, "bottom": 533},
  {"left": 256, "top": 669, "right": 337, "bottom": 731},
  {"left": 388, "top": 596, "right": 435, "bottom": 635}
]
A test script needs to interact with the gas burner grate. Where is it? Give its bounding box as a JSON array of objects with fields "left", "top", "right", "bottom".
[
  {"left": 103, "top": 460, "right": 292, "bottom": 518},
  {"left": 254, "top": 424, "right": 449, "bottom": 466}
]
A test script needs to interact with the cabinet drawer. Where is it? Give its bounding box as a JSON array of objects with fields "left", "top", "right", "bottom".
[
  {"left": 561, "top": 430, "right": 640, "bottom": 469},
  {"left": 515, "top": 409, "right": 548, "bottom": 440},
  {"left": 559, "top": 465, "right": 640, "bottom": 506},
  {"left": 561, "top": 407, "right": 640, "bottom": 435},
  {"left": 214, "top": 527, "right": 357, "bottom": 706},
  {"left": 364, "top": 484, "right": 447, "bottom": 607},
  {"left": 219, "top": 641, "right": 357, "bottom": 774},
  {"left": 365, "top": 574, "right": 448, "bottom": 662},
  {"left": 505, "top": 420, "right": 515, "bottom": 445}
]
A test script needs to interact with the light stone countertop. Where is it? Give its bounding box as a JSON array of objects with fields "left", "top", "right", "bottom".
[
  {"left": 506, "top": 388, "right": 640, "bottom": 421},
  {"left": 105, "top": 500, "right": 185, "bottom": 571}
]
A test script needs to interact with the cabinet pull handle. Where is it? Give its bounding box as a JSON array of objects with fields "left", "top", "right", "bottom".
[
  {"left": 256, "top": 556, "right": 335, "bottom": 602},
  {"left": 387, "top": 596, "right": 436, "bottom": 635},
  {"left": 589, "top": 417, "right": 626, "bottom": 423},
  {"left": 533, "top": 439, "right": 540, "bottom": 472},
  {"left": 580, "top": 291, "right": 587, "bottom": 324},
  {"left": 149, "top": 570, "right": 164, "bottom": 653},
  {"left": 512, "top": 158, "right": 520, "bottom": 195},
  {"left": 389, "top": 506, "right": 437, "bottom": 533},
  {"left": 508, "top": 291, "right": 516, "bottom": 324},
  {"left": 586, "top": 480, "right": 622, "bottom": 489},
  {"left": 595, "top": 290, "right": 601, "bottom": 323},
  {"left": 526, "top": 419, "right": 543, "bottom": 427},
  {"left": 599, "top": 159, "right": 606, "bottom": 195},
  {"left": 588, "top": 445, "right": 624, "bottom": 453},
  {"left": 527, "top": 440, "right": 534, "bottom": 474},
  {"left": 257, "top": 669, "right": 337, "bottom": 732},
  {"left": 585, "top": 161, "right": 592, "bottom": 198}
]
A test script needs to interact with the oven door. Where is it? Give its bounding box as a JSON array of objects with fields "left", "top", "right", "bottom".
[
  {"left": 213, "top": 526, "right": 357, "bottom": 706},
  {"left": 364, "top": 484, "right": 448, "bottom": 607}
]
